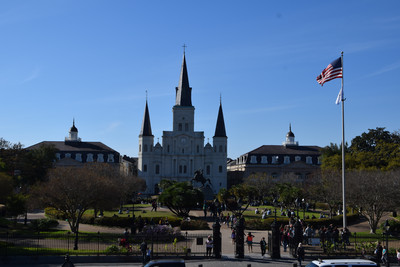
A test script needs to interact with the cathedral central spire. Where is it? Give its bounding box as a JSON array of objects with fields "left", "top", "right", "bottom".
[{"left": 175, "top": 52, "right": 192, "bottom": 106}]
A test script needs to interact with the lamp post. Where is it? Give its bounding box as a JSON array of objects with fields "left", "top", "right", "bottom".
[
  {"left": 384, "top": 219, "right": 390, "bottom": 267},
  {"left": 302, "top": 198, "right": 306, "bottom": 220}
]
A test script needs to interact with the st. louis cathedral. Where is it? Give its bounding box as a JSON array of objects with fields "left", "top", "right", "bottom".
[{"left": 138, "top": 52, "right": 227, "bottom": 195}]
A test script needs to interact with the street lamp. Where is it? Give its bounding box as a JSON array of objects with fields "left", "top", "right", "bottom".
[{"left": 384, "top": 219, "right": 390, "bottom": 267}]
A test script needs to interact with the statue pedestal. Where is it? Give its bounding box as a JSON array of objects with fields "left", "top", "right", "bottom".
[{"left": 201, "top": 185, "right": 214, "bottom": 200}]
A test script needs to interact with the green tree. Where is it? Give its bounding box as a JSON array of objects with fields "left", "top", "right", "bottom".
[
  {"left": 322, "top": 128, "right": 400, "bottom": 171},
  {"left": 0, "top": 172, "right": 14, "bottom": 204},
  {"left": 6, "top": 193, "right": 27, "bottom": 223},
  {"left": 217, "top": 183, "right": 253, "bottom": 216},
  {"left": 158, "top": 180, "right": 204, "bottom": 218},
  {"left": 20, "top": 144, "right": 57, "bottom": 186},
  {"left": 274, "top": 182, "right": 302, "bottom": 209}
]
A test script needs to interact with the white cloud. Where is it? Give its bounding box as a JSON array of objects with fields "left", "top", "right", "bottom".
[
  {"left": 366, "top": 61, "right": 400, "bottom": 78},
  {"left": 106, "top": 122, "right": 121, "bottom": 132},
  {"left": 20, "top": 67, "right": 40, "bottom": 84}
]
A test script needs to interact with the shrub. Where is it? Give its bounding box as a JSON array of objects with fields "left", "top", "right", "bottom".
[
  {"left": 315, "top": 202, "right": 330, "bottom": 210},
  {"left": 30, "top": 218, "right": 59, "bottom": 231},
  {"left": 381, "top": 219, "right": 400, "bottom": 233},
  {"left": 106, "top": 245, "right": 121, "bottom": 255},
  {"left": 93, "top": 216, "right": 132, "bottom": 228},
  {"left": 180, "top": 219, "right": 209, "bottom": 230},
  {"left": 0, "top": 216, "right": 10, "bottom": 228},
  {"left": 244, "top": 213, "right": 359, "bottom": 230},
  {"left": 44, "top": 207, "right": 67, "bottom": 220}
]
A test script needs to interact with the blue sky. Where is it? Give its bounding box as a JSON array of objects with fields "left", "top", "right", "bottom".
[{"left": 1, "top": 1, "right": 399, "bottom": 159}]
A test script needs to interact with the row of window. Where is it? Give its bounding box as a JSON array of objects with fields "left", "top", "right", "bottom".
[
  {"left": 254, "top": 172, "right": 312, "bottom": 179},
  {"left": 140, "top": 144, "right": 226, "bottom": 154},
  {"left": 246, "top": 155, "right": 321, "bottom": 165},
  {"left": 55, "top": 153, "right": 115, "bottom": 163},
  {"left": 142, "top": 164, "right": 224, "bottom": 175}
]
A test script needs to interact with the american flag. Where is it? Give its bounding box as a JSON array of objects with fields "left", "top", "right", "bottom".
[{"left": 316, "top": 57, "right": 343, "bottom": 86}]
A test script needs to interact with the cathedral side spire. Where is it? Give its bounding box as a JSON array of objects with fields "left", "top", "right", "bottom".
[
  {"left": 140, "top": 100, "right": 153, "bottom": 136},
  {"left": 175, "top": 52, "right": 192, "bottom": 106},
  {"left": 214, "top": 101, "right": 227, "bottom": 137}
]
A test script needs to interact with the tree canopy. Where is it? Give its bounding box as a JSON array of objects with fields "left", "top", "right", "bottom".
[
  {"left": 322, "top": 127, "right": 400, "bottom": 171},
  {"left": 158, "top": 180, "right": 204, "bottom": 218}
]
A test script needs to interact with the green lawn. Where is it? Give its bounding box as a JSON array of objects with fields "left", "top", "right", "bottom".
[
  {"left": 84, "top": 204, "right": 175, "bottom": 219},
  {"left": 242, "top": 205, "right": 321, "bottom": 220}
]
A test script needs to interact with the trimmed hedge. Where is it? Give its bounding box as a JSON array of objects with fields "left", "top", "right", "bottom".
[
  {"left": 180, "top": 219, "right": 210, "bottom": 230},
  {"left": 45, "top": 207, "right": 183, "bottom": 229},
  {"left": 245, "top": 213, "right": 360, "bottom": 230}
]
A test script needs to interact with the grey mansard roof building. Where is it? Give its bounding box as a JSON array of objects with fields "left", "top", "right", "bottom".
[
  {"left": 227, "top": 125, "right": 321, "bottom": 185},
  {"left": 138, "top": 52, "right": 227, "bottom": 195},
  {"left": 26, "top": 120, "right": 120, "bottom": 166}
]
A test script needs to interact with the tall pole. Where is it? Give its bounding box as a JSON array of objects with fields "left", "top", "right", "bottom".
[{"left": 341, "top": 51, "right": 347, "bottom": 229}]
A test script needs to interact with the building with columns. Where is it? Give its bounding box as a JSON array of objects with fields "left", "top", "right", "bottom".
[{"left": 138, "top": 52, "right": 227, "bottom": 195}]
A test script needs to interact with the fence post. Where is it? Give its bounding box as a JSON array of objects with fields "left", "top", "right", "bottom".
[
  {"left": 67, "top": 231, "right": 70, "bottom": 254},
  {"left": 354, "top": 232, "right": 357, "bottom": 251},
  {"left": 97, "top": 231, "right": 100, "bottom": 257},
  {"left": 36, "top": 230, "right": 40, "bottom": 256},
  {"left": 185, "top": 231, "right": 188, "bottom": 254},
  {"left": 213, "top": 218, "right": 221, "bottom": 259},
  {"left": 270, "top": 218, "right": 281, "bottom": 259},
  {"left": 6, "top": 232, "right": 9, "bottom": 258}
]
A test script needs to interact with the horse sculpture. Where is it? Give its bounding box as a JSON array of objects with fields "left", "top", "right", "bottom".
[{"left": 192, "top": 169, "right": 212, "bottom": 187}]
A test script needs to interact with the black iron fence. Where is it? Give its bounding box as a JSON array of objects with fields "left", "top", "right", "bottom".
[
  {"left": 0, "top": 231, "right": 213, "bottom": 258},
  {"left": 289, "top": 232, "right": 400, "bottom": 260}
]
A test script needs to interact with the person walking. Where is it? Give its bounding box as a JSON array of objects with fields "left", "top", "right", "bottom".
[
  {"left": 246, "top": 232, "right": 255, "bottom": 253},
  {"left": 231, "top": 229, "right": 236, "bottom": 244},
  {"left": 375, "top": 241, "right": 383, "bottom": 263},
  {"left": 206, "top": 235, "right": 213, "bottom": 257},
  {"left": 260, "top": 237, "right": 267, "bottom": 257},
  {"left": 297, "top": 242, "right": 305, "bottom": 267},
  {"left": 381, "top": 245, "right": 388, "bottom": 265},
  {"left": 140, "top": 240, "right": 147, "bottom": 263}
]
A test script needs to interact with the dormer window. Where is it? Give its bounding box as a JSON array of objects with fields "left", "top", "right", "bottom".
[
  {"left": 295, "top": 156, "right": 301, "bottom": 162},
  {"left": 97, "top": 154, "right": 104, "bottom": 162},
  {"left": 87, "top": 153, "right": 94, "bottom": 162},
  {"left": 272, "top": 156, "right": 279, "bottom": 164},
  {"left": 250, "top": 156, "right": 257, "bottom": 164},
  {"left": 107, "top": 154, "right": 114, "bottom": 162},
  {"left": 75, "top": 153, "right": 82, "bottom": 162},
  {"left": 306, "top": 156, "right": 313, "bottom": 164},
  {"left": 284, "top": 156, "right": 290, "bottom": 164},
  {"left": 261, "top": 156, "right": 268, "bottom": 164}
]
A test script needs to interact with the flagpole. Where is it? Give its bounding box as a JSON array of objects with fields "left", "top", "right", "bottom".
[{"left": 340, "top": 51, "right": 347, "bottom": 229}]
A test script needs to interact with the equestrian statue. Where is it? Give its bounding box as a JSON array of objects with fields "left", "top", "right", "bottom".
[{"left": 191, "top": 169, "right": 212, "bottom": 187}]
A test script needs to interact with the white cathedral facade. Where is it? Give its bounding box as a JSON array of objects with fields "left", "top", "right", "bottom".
[{"left": 138, "top": 52, "right": 227, "bottom": 195}]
